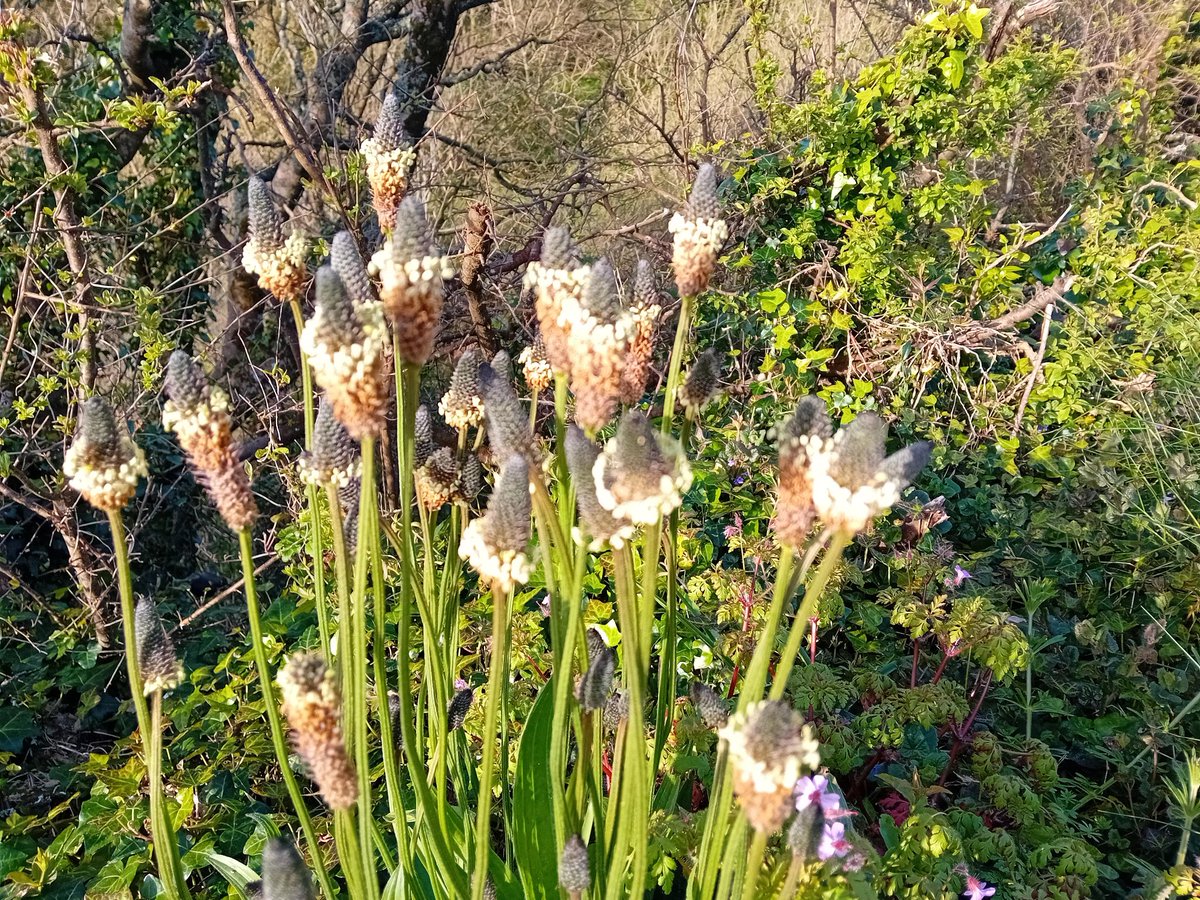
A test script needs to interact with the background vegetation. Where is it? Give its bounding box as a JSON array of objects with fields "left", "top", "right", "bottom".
[{"left": 1, "top": 0, "right": 1199, "bottom": 897}]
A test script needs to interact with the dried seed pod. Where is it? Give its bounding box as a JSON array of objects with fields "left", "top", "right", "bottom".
[
  {"left": 575, "top": 644, "right": 616, "bottom": 711},
  {"left": 669, "top": 163, "right": 728, "bottom": 298},
  {"left": 330, "top": 231, "right": 376, "bottom": 307},
  {"left": 135, "top": 596, "right": 183, "bottom": 695},
  {"left": 558, "top": 835, "right": 591, "bottom": 896},
  {"left": 461, "top": 201, "right": 493, "bottom": 285},
  {"left": 594, "top": 411, "right": 692, "bottom": 525},
  {"left": 480, "top": 364, "right": 540, "bottom": 467},
  {"left": 566, "top": 426, "right": 635, "bottom": 550},
  {"left": 277, "top": 652, "right": 358, "bottom": 810},
  {"left": 370, "top": 197, "right": 454, "bottom": 365},
  {"left": 261, "top": 839, "right": 315, "bottom": 900},
  {"left": 300, "top": 267, "right": 389, "bottom": 439},
  {"left": 459, "top": 455, "right": 532, "bottom": 592},
  {"left": 720, "top": 700, "right": 820, "bottom": 833},
  {"left": 678, "top": 348, "right": 722, "bottom": 415},
  {"left": 619, "top": 260, "right": 662, "bottom": 405},
  {"left": 439, "top": 348, "right": 485, "bottom": 430},
  {"left": 448, "top": 687, "right": 474, "bottom": 730},
  {"left": 64, "top": 396, "right": 147, "bottom": 513},
  {"left": 689, "top": 681, "right": 728, "bottom": 729}
]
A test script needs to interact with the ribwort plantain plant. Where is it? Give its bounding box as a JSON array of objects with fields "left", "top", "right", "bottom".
[{"left": 62, "top": 157, "right": 936, "bottom": 900}]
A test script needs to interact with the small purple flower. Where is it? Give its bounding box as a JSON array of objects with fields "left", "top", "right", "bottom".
[
  {"left": 963, "top": 876, "right": 996, "bottom": 900},
  {"left": 945, "top": 565, "right": 972, "bottom": 588},
  {"left": 454, "top": 677, "right": 469, "bottom": 691},
  {"left": 732, "top": 472, "right": 746, "bottom": 486},
  {"left": 817, "top": 821, "right": 851, "bottom": 860},
  {"left": 794, "top": 775, "right": 842, "bottom": 815},
  {"left": 724, "top": 512, "right": 744, "bottom": 539}
]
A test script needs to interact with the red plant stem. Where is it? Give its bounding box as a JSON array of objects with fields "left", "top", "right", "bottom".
[
  {"left": 938, "top": 668, "right": 995, "bottom": 788},
  {"left": 931, "top": 650, "right": 952, "bottom": 685},
  {"left": 911, "top": 638, "right": 922, "bottom": 688},
  {"left": 809, "top": 618, "right": 819, "bottom": 664}
]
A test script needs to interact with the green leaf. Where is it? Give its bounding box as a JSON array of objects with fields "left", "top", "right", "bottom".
[
  {"left": 87, "top": 856, "right": 140, "bottom": 900},
  {"left": 0, "top": 707, "right": 36, "bottom": 752},
  {"left": 190, "top": 848, "right": 259, "bottom": 897},
  {"left": 512, "top": 685, "right": 558, "bottom": 900}
]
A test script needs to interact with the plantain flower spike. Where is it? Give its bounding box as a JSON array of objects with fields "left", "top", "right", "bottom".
[
  {"left": 300, "top": 266, "right": 389, "bottom": 439},
  {"left": 558, "top": 835, "right": 591, "bottom": 898},
  {"left": 459, "top": 455, "right": 532, "bottom": 593},
  {"left": 690, "top": 680, "right": 728, "bottom": 729},
  {"left": 277, "top": 652, "right": 358, "bottom": 810},
  {"left": 619, "top": 260, "right": 662, "bottom": 405},
  {"left": 669, "top": 163, "right": 727, "bottom": 298},
  {"left": 519, "top": 334, "right": 554, "bottom": 394},
  {"left": 575, "top": 642, "right": 616, "bottom": 711},
  {"left": 299, "top": 399, "right": 361, "bottom": 489},
  {"left": 242, "top": 176, "right": 308, "bottom": 303},
  {"left": 370, "top": 196, "right": 454, "bottom": 365},
  {"left": 361, "top": 90, "right": 417, "bottom": 233},
  {"left": 414, "top": 405, "right": 435, "bottom": 468},
  {"left": 135, "top": 596, "right": 183, "bottom": 695},
  {"left": 593, "top": 411, "right": 692, "bottom": 526},
  {"left": 772, "top": 397, "right": 833, "bottom": 549},
  {"left": 565, "top": 425, "right": 635, "bottom": 550},
  {"left": 448, "top": 686, "right": 474, "bottom": 730},
  {"left": 526, "top": 226, "right": 586, "bottom": 376},
  {"left": 679, "top": 348, "right": 722, "bottom": 416},
  {"left": 564, "top": 257, "right": 633, "bottom": 434},
  {"left": 439, "top": 347, "right": 485, "bottom": 430},
  {"left": 329, "top": 231, "right": 377, "bottom": 307},
  {"left": 261, "top": 839, "right": 315, "bottom": 900},
  {"left": 416, "top": 447, "right": 462, "bottom": 511},
  {"left": 807, "top": 407, "right": 933, "bottom": 537},
  {"left": 339, "top": 477, "right": 361, "bottom": 555},
  {"left": 720, "top": 700, "right": 820, "bottom": 834},
  {"left": 480, "top": 363, "right": 541, "bottom": 467},
  {"left": 64, "top": 396, "right": 147, "bottom": 513},
  {"left": 490, "top": 348, "right": 513, "bottom": 384},
  {"left": 458, "top": 454, "right": 483, "bottom": 506}
]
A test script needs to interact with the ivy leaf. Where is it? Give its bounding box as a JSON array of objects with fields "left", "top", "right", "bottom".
[{"left": 0, "top": 707, "right": 36, "bottom": 753}]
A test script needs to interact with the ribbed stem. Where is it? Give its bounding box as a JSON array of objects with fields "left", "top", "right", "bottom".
[
  {"left": 236, "top": 528, "right": 337, "bottom": 900},
  {"left": 470, "top": 585, "right": 510, "bottom": 900},
  {"left": 659, "top": 294, "right": 694, "bottom": 433},
  {"left": 738, "top": 831, "right": 768, "bottom": 900},
  {"left": 769, "top": 533, "right": 849, "bottom": 700},
  {"left": 149, "top": 691, "right": 188, "bottom": 900}
]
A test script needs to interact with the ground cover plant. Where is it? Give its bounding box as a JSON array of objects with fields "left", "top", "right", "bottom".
[{"left": 2, "top": 1, "right": 1200, "bottom": 898}]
